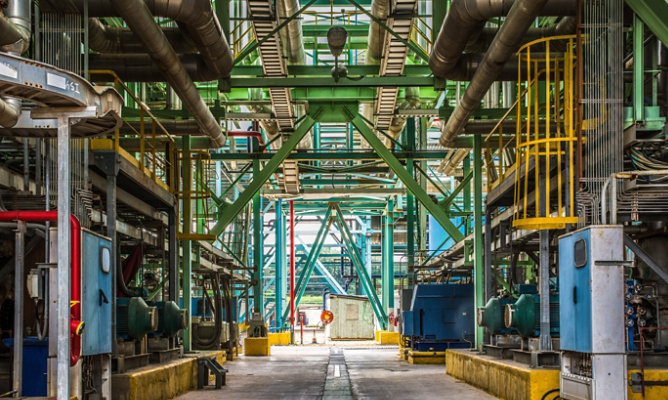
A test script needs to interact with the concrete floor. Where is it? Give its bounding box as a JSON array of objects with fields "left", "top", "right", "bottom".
[{"left": 177, "top": 344, "right": 494, "bottom": 400}]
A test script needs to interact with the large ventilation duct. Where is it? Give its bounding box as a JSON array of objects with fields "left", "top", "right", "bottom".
[
  {"left": 439, "top": 0, "right": 549, "bottom": 147},
  {"left": 0, "top": 0, "right": 31, "bottom": 128},
  {"left": 112, "top": 0, "right": 225, "bottom": 147},
  {"left": 88, "top": 18, "right": 196, "bottom": 54},
  {"left": 276, "top": 0, "right": 305, "bottom": 64},
  {"left": 76, "top": 0, "right": 234, "bottom": 79},
  {"left": 429, "top": 0, "right": 575, "bottom": 79}
]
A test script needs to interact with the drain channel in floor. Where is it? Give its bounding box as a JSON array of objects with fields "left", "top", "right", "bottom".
[{"left": 323, "top": 348, "right": 354, "bottom": 399}]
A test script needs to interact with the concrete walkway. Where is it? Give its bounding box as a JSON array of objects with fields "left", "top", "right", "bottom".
[{"left": 177, "top": 345, "right": 494, "bottom": 400}]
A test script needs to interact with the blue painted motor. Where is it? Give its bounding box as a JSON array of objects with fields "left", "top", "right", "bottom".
[{"left": 401, "top": 283, "right": 475, "bottom": 351}]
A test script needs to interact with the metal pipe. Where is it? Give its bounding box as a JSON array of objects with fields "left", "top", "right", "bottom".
[
  {"left": 367, "top": 0, "right": 389, "bottom": 62},
  {"left": 429, "top": 0, "right": 575, "bottom": 79},
  {"left": 78, "top": 0, "right": 234, "bottom": 78},
  {"left": 277, "top": 0, "right": 305, "bottom": 64},
  {"left": 439, "top": 0, "right": 550, "bottom": 147},
  {"left": 112, "top": 0, "right": 226, "bottom": 147},
  {"left": 12, "top": 220, "right": 25, "bottom": 397},
  {"left": 289, "top": 200, "right": 295, "bottom": 335},
  {"left": 0, "top": 0, "right": 31, "bottom": 128},
  {"left": 0, "top": 211, "right": 82, "bottom": 366},
  {"left": 88, "top": 18, "right": 196, "bottom": 54}
]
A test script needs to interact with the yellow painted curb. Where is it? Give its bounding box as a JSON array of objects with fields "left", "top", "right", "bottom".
[
  {"left": 112, "top": 351, "right": 225, "bottom": 400},
  {"left": 445, "top": 349, "right": 558, "bottom": 400},
  {"left": 408, "top": 350, "right": 445, "bottom": 364}
]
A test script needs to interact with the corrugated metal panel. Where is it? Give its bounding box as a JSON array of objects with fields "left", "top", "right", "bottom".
[{"left": 328, "top": 295, "right": 374, "bottom": 340}]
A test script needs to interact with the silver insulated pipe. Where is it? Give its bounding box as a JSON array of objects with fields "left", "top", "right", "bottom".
[
  {"left": 0, "top": 0, "right": 31, "bottom": 127},
  {"left": 276, "top": 0, "right": 306, "bottom": 64},
  {"left": 113, "top": 0, "right": 226, "bottom": 147},
  {"left": 367, "top": 0, "right": 389, "bottom": 62},
  {"left": 439, "top": 0, "right": 549, "bottom": 146},
  {"left": 429, "top": 0, "right": 575, "bottom": 79}
]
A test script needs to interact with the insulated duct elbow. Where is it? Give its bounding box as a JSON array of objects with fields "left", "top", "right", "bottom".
[
  {"left": 0, "top": 97, "right": 20, "bottom": 128},
  {"left": 113, "top": 0, "right": 226, "bottom": 147},
  {"left": 429, "top": 0, "right": 576, "bottom": 79},
  {"left": 439, "top": 0, "right": 549, "bottom": 147}
]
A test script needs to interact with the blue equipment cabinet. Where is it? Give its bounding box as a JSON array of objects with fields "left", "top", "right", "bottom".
[
  {"left": 404, "top": 283, "right": 474, "bottom": 351},
  {"left": 81, "top": 230, "right": 113, "bottom": 355},
  {"left": 558, "top": 225, "right": 625, "bottom": 353}
]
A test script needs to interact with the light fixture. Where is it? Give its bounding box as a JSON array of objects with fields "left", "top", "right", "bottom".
[{"left": 327, "top": 26, "right": 348, "bottom": 82}]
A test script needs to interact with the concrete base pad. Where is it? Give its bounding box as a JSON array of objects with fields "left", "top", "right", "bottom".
[
  {"left": 375, "top": 331, "right": 400, "bottom": 345},
  {"left": 244, "top": 337, "right": 270, "bottom": 356},
  {"left": 112, "top": 351, "right": 225, "bottom": 400},
  {"left": 446, "top": 349, "right": 558, "bottom": 400},
  {"left": 408, "top": 351, "right": 445, "bottom": 364}
]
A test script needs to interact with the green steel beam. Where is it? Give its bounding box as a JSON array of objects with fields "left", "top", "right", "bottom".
[
  {"left": 252, "top": 138, "right": 264, "bottom": 315},
  {"left": 333, "top": 204, "right": 387, "bottom": 328},
  {"left": 302, "top": 24, "right": 369, "bottom": 37},
  {"left": 182, "top": 136, "right": 192, "bottom": 351},
  {"left": 209, "top": 150, "right": 449, "bottom": 161},
  {"left": 634, "top": 14, "right": 645, "bottom": 122},
  {"left": 382, "top": 199, "right": 395, "bottom": 312},
  {"left": 349, "top": 112, "right": 465, "bottom": 243},
  {"left": 227, "top": 76, "right": 436, "bottom": 88},
  {"left": 473, "top": 135, "right": 484, "bottom": 349},
  {"left": 405, "top": 119, "right": 416, "bottom": 286},
  {"left": 626, "top": 0, "right": 668, "bottom": 47},
  {"left": 438, "top": 170, "right": 473, "bottom": 210},
  {"left": 209, "top": 114, "right": 319, "bottom": 237}
]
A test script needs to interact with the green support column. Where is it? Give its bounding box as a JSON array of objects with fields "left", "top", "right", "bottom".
[
  {"left": 634, "top": 14, "right": 645, "bottom": 122},
  {"left": 196, "top": 160, "right": 205, "bottom": 234},
  {"left": 252, "top": 138, "right": 264, "bottom": 316},
  {"left": 418, "top": 118, "right": 428, "bottom": 269},
  {"left": 274, "top": 199, "right": 284, "bottom": 328},
  {"left": 182, "top": 136, "right": 192, "bottom": 351},
  {"left": 382, "top": 199, "right": 394, "bottom": 312},
  {"left": 473, "top": 135, "right": 484, "bottom": 349},
  {"left": 463, "top": 153, "right": 471, "bottom": 235}
]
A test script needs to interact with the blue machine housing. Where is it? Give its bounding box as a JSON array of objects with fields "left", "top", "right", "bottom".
[{"left": 401, "top": 283, "right": 475, "bottom": 351}]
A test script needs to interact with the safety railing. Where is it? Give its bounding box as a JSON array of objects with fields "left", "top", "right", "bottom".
[
  {"left": 410, "top": 16, "right": 432, "bottom": 55},
  {"left": 88, "top": 69, "right": 177, "bottom": 194},
  {"left": 513, "top": 35, "right": 579, "bottom": 230},
  {"left": 231, "top": 19, "right": 256, "bottom": 59}
]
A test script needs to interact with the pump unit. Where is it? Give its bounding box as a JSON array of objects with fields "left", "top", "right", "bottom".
[
  {"left": 117, "top": 297, "right": 158, "bottom": 340},
  {"left": 504, "top": 293, "right": 560, "bottom": 337},
  {"left": 401, "top": 283, "right": 474, "bottom": 351}
]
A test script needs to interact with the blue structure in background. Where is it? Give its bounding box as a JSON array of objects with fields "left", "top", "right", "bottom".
[
  {"left": 401, "top": 283, "right": 475, "bottom": 351},
  {"left": 3, "top": 337, "right": 48, "bottom": 396}
]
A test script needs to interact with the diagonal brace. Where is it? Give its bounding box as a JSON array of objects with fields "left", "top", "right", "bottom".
[
  {"left": 210, "top": 113, "right": 319, "bottom": 238},
  {"left": 439, "top": 169, "right": 473, "bottom": 210},
  {"left": 333, "top": 204, "right": 387, "bottom": 329},
  {"left": 349, "top": 111, "right": 464, "bottom": 243}
]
